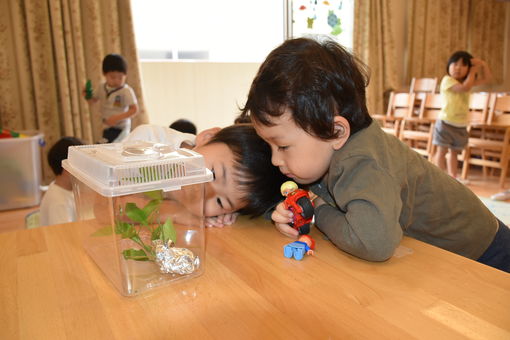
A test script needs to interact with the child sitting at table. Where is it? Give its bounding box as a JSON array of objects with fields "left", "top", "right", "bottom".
[
  {"left": 240, "top": 37, "right": 510, "bottom": 273},
  {"left": 40, "top": 136, "right": 84, "bottom": 226},
  {"left": 126, "top": 124, "right": 290, "bottom": 227}
]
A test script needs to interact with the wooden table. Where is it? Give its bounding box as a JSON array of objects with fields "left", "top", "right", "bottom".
[{"left": 1, "top": 217, "right": 509, "bottom": 339}]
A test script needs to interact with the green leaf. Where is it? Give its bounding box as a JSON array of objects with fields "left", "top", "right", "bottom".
[
  {"left": 115, "top": 221, "right": 137, "bottom": 239},
  {"left": 125, "top": 202, "right": 147, "bottom": 223},
  {"left": 91, "top": 225, "right": 114, "bottom": 237},
  {"left": 162, "top": 218, "right": 177, "bottom": 244},
  {"left": 115, "top": 221, "right": 130, "bottom": 235},
  {"left": 131, "top": 234, "right": 153, "bottom": 254},
  {"left": 144, "top": 190, "right": 163, "bottom": 200},
  {"left": 151, "top": 225, "right": 162, "bottom": 241},
  {"left": 122, "top": 249, "right": 150, "bottom": 261},
  {"left": 143, "top": 199, "right": 161, "bottom": 218}
]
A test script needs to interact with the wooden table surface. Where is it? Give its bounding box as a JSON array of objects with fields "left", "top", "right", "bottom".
[{"left": 1, "top": 216, "right": 509, "bottom": 339}]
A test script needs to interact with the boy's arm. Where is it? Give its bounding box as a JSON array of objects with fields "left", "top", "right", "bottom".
[
  {"left": 104, "top": 104, "right": 138, "bottom": 126},
  {"left": 313, "top": 160, "right": 403, "bottom": 262}
]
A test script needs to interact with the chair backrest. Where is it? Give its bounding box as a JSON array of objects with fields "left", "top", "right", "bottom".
[
  {"left": 386, "top": 92, "right": 415, "bottom": 118},
  {"left": 409, "top": 77, "right": 438, "bottom": 94},
  {"left": 25, "top": 210, "right": 40, "bottom": 229},
  {"left": 487, "top": 93, "right": 510, "bottom": 125},
  {"left": 420, "top": 93, "right": 442, "bottom": 120},
  {"left": 468, "top": 92, "right": 490, "bottom": 125}
]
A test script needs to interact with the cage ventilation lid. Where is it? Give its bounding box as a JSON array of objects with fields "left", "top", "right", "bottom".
[{"left": 62, "top": 140, "right": 213, "bottom": 197}]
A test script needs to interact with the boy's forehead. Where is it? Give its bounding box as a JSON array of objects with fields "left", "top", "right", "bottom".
[{"left": 104, "top": 71, "right": 126, "bottom": 76}]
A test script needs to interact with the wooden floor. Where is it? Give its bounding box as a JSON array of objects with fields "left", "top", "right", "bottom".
[{"left": 0, "top": 167, "right": 508, "bottom": 234}]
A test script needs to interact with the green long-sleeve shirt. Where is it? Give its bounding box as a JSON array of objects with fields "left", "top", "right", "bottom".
[{"left": 311, "top": 121, "right": 498, "bottom": 261}]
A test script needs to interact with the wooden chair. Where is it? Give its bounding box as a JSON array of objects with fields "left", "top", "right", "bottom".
[
  {"left": 461, "top": 93, "right": 510, "bottom": 187},
  {"left": 467, "top": 92, "right": 490, "bottom": 125},
  {"left": 409, "top": 77, "right": 438, "bottom": 116},
  {"left": 410, "top": 77, "right": 438, "bottom": 94},
  {"left": 399, "top": 93, "right": 441, "bottom": 158},
  {"left": 372, "top": 92, "right": 415, "bottom": 137}
]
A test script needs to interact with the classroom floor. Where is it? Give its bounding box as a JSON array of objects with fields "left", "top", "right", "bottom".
[{"left": 0, "top": 167, "right": 508, "bottom": 234}]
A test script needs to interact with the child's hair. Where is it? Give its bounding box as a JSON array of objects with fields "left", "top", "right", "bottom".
[
  {"left": 206, "top": 124, "right": 290, "bottom": 217},
  {"left": 233, "top": 113, "right": 252, "bottom": 124},
  {"left": 446, "top": 51, "right": 473, "bottom": 76},
  {"left": 241, "top": 37, "right": 372, "bottom": 139},
  {"left": 102, "top": 54, "right": 128, "bottom": 74},
  {"left": 169, "top": 119, "right": 197, "bottom": 135},
  {"left": 47, "top": 136, "right": 84, "bottom": 176}
]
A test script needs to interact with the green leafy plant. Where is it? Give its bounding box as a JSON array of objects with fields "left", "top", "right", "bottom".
[{"left": 93, "top": 190, "right": 177, "bottom": 261}]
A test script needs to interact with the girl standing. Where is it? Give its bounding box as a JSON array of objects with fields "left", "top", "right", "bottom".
[{"left": 432, "top": 51, "right": 492, "bottom": 180}]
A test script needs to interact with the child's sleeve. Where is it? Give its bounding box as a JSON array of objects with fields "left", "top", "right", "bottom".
[
  {"left": 313, "top": 158, "right": 403, "bottom": 261},
  {"left": 125, "top": 86, "right": 138, "bottom": 106},
  {"left": 440, "top": 75, "right": 459, "bottom": 92}
]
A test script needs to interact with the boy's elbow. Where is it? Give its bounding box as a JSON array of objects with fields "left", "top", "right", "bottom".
[
  {"left": 129, "top": 104, "right": 139, "bottom": 116},
  {"left": 362, "top": 248, "right": 394, "bottom": 262},
  {"left": 357, "top": 239, "right": 400, "bottom": 262}
]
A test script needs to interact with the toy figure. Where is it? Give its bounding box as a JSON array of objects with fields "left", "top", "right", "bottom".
[
  {"left": 280, "top": 181, "right": 314, "bottom": 235},
  {"left": 283, "top": 235, "right": 315, "bottom": 261},
  {"left": 85, "top": 79, "right": 93, "bottom": 100}
]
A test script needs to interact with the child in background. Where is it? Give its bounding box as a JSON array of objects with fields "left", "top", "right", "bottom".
[
  {"left": 169, "top": 118, "right": 197, "bottom": 135},
  {"left": 240, "top": 38, "right": 509, "bottom": 272},
  {"left": 39, "top": 136, "right": 84, "bottom": 226},
  {"left": 126, "top": 124, "right": 290, "bottom": 227},
  {"left": 85, "top": 54, "right": 138, "bottom": 143},
  {"left": 433, "top": 51, "right": 492, "bottom": 180}
]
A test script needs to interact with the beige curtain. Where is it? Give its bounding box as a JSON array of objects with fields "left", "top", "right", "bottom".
[
  {"left": 353, "top": 0, "right": 398, "bottom": 116},
  {"left": 407, "top": 0, "right": 506, "bottom": 86},
  {"left": 0, "top": 0, "right": 148, "bottom": 182},
  {"left": 468, "top": 0, "right": 506, "bottom": 85}
]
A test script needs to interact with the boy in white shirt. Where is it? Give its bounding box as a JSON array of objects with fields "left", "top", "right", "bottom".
[
  {"left": 86, "top": 54, "right": 138, "bottom": 143},
  {"left": 39, "top": 136, "right": 84, "bottom": 226}
]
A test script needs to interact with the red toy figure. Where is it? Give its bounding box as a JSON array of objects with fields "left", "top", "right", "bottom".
[{"left": 280, "top": 181, "right": 314, "bottom": 235}]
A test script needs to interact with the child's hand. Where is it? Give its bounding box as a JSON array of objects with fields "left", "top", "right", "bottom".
[
  {"left": 271, "top": 202, "right": 299, "bottom": 238},
  {"left": 104, "top": 115, "right": 118, "bottom": 126},
  {"left": 470, "top": 57, "right": 486, "bottom": 67},
  {"left": 205, "top": 212, "right": 239, "bottom": 227}
]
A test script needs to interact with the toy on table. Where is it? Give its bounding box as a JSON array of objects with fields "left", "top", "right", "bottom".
[
  {"left": 85, "top": 79, "right": 94, "bottom": 100},
  {"left": 280, "top": 180, "right": 315, "bottom": 235},
  {"left": 0, "top": 128, "right": 27, "bottom": 139},
  {"left": 283, "top": 235, "right": 315, "bottom": 261}
]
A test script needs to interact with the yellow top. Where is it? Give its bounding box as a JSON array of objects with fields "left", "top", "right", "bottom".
[{"left": 438, "top": 75, "right": 470, "bottom": 127}]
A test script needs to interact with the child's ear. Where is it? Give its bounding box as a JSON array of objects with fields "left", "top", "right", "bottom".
[
  {"left": 195, "top": 127, "right": 222, "bottom": 147},
  {"left": 331, "top": 116, "right": 350, "bottom": 150}
]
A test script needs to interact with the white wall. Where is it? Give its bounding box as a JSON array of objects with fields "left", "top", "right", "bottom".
[
  {"left": 139, "top": 61, "right": 261, "bottom": 131},
  {"left": 139, "top": 5, "right": 510, "bottom": 129}
]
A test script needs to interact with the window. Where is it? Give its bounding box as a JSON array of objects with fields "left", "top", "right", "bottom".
[
  {"left": 131, "top": 0, "right": 354, "bottom": 62},
  {"left": 289, "top": 0, "right": 354, "bottom": 50},
  {"left": 131, "top": 0, "right": 285, "bottom": 62}
]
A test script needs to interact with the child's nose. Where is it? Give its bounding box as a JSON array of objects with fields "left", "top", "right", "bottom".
[{"left": 271, "top": 152, "right": 283, "bottom": 167}]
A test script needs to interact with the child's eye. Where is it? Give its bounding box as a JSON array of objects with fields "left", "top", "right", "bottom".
[
  {"left": 211, "top": 169, "right": 216, "bottom": 180},
  {"left": 277, "top": 146, "right": 289, "bottom": 151},
  {"left": 216, "top": 197, "right": 224, "bottom": 208}
]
